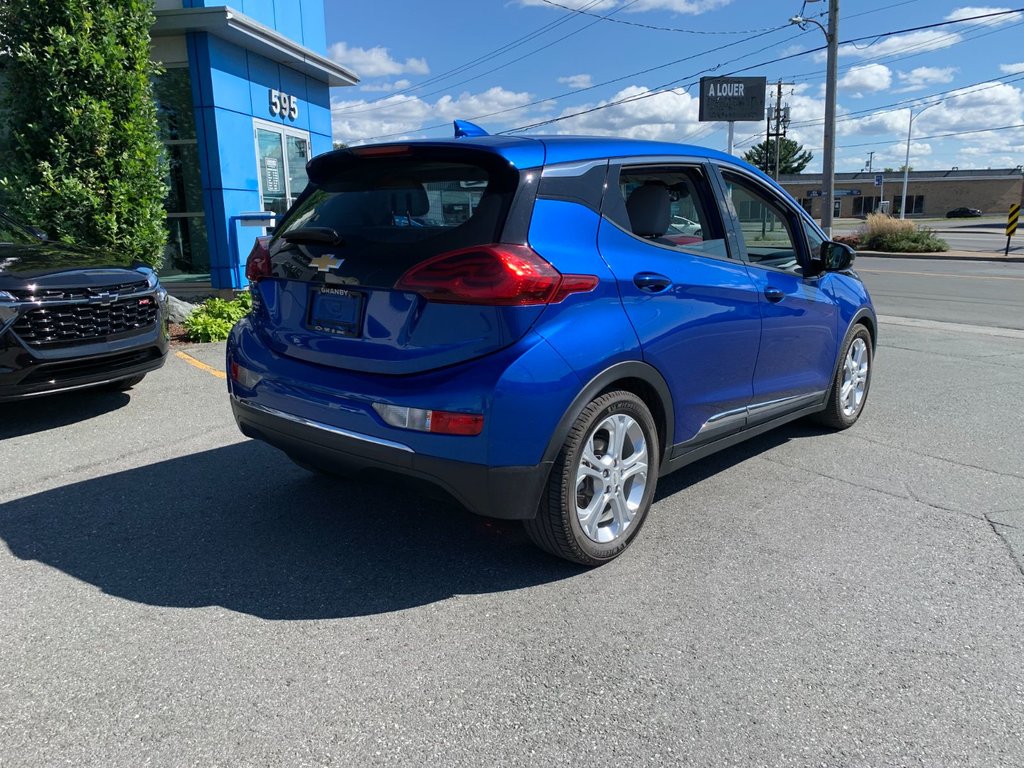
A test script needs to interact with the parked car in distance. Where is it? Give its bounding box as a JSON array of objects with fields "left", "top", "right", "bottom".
[
  {"left": 228, "top": 131, "right": 875, "bottom": 565},
  {"left": 946, "top": 207, "right": 983, "bottom": 217},
  {"left": 0, "top": 209, "right": 168, "bottom": 401}
]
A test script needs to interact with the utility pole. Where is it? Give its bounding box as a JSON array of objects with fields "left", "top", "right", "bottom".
[
  {"left": 765, "top": 79, "right": 793, "bottom": 180},
  {"left": 821, "top": 0, "right": 839, "bottom": 236},
  {"left": 789, "top": 0, "right": 838, "bottom": 236},
  {"left": 865, "top": 151, "right": 875, "bottom": 172}
]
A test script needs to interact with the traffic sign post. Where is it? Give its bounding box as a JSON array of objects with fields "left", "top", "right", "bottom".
[{"left": 1006, "top": 202, "right": 1020, "bottom": 257}]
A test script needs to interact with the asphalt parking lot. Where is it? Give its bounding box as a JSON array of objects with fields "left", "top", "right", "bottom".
[{"left": 2, "top": 317, "right": 1023, "bottom": 766}]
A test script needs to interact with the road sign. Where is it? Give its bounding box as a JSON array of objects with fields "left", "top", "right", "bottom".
[
  {"left": 806, "top": 189, "right": 861, "bottom": 198},
  {"left": 698, "top": 77, "right": 767, "bottom": 122},
  {"left": 874, "top": 174, "right": 884, "bottom": 187},
  {"left": 1007, "top": 203, "right": 1020, "bottom": 237}
]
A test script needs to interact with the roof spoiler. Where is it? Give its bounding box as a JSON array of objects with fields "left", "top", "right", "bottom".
[{"left": 453, "top": 120, "right": 488, "bottom": 138}]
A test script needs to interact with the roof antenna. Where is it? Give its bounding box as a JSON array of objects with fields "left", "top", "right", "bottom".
[{"left": 454, "top": 120, "right": 488, "bottom": 138}]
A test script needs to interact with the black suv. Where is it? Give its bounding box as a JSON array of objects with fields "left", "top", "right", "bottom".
[{"left": 0, "top": 209, "right": 168, "bottom": 401}]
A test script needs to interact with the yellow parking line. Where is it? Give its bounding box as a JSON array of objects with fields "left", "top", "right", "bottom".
[{"left": 175, "top": 350, "right": 226, "bottom": 380}]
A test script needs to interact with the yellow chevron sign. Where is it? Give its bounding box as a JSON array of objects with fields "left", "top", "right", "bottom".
[{"left": 1008, "top": 203, "right": 1020, "bottom": 237}]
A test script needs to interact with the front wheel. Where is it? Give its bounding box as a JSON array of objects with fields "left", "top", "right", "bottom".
[
  {"left": 524, "top": 391, "right": 660, "bottom": 566},
  {"left": 815, "top": 324, "right": 873, "bottom": 429}
]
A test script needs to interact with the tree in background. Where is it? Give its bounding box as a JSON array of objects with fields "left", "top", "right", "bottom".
[
  {"left": 742, "top": 138, "right": 814, "bottom": 176},
  {"left": 0, "top": 0, "right": 167, "bottom": 266}
]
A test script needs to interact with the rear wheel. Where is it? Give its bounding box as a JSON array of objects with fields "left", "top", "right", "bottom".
[
  {"left": 815, "top": 324, "right": 872, "bottom": 429},
  {"left": 525, "top": 390, "right": 659, "bottom": 566}
]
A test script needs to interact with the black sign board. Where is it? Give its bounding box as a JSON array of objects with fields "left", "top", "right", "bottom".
[{"left": 698, "top": 77, "right": 767, "bottom": 122}]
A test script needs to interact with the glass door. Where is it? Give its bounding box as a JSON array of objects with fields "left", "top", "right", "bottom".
[{"left": 255, "top": 122, "right": 311, "bottom": 218}]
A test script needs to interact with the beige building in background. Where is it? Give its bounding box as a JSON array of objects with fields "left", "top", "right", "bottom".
[{"left": 778, "top": 168, "right": 1024, "bottom": 219}]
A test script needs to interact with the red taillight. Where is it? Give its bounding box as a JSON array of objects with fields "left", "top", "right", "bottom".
[
  {"left": 395, "top": 244, "right": 597, "bottom": 306},
  {"left": 428, "top": 411, "right": 484, "bottom": 436},
  {"left": 245, "top": 236, "right": 272, "bottom": 283},
  {"left": 351, "top": 144, "right": 411, "bottom": 157}
]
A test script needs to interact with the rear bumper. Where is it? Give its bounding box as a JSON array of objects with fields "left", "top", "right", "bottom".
[{"left": 231, "top": 394, "right": 552, "bottom": 520}]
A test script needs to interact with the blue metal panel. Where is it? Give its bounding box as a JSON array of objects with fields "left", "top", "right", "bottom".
[
  {"left": 279, "top": 67, "right": 310, "bottom": 131},
  {"left": 206, "top": 36, "right": 252, "bottom": 116},
  {"left": 208, "top": 188, "right": 263, "bottom": 289},
  {"left": 309, "top": 132, "right": 332, "bottom": 159},
  {"left": 299, "top": 0, "right": 328, "bottom": 54},
  {"left": 246, "top": 52, "right": 280, "bottom": 124},
  {"left": 272, "top": 0, "right": 304, "bottom": 44},
  {"left": 307, "top": 102, "right": 331, "bottom": 141},
  {"left": 211, "top": 108, "right": 260, "bottom": 192},
  {"left": 240, "top": 0, "right": 276, "bottom": 29}
]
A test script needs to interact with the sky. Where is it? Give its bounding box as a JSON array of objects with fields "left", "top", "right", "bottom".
[{"left": 323, "top": 1, "right": 1024, "bottom": 174}]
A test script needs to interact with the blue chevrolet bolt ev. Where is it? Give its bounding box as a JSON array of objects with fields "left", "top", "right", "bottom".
[{"left": 227, "top": 131, "right": 875, "bottom": 565}]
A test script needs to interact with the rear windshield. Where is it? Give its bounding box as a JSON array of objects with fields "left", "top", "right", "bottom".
[{"left": 273, "top": 150, "right": 518, "bottom": 259}]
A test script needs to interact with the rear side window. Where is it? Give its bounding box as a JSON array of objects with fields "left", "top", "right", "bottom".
[
  {"left": 614, "top": 165, "right": 730, "bottom": 260},
  {"left": 274, "top": 151, "right": 518, "bottom": 259}
]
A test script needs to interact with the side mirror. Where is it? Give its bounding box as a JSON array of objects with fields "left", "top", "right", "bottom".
[{"left": 820, "top": 241, "right": 856, "bottom": 272}]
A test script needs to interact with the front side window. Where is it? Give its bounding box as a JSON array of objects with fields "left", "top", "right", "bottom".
[
  {"left": 720, "top": 170, "right": 802, "bottom": 274},
  {"left": 615, "top": 165, "right": 729, "bottom": 259}
]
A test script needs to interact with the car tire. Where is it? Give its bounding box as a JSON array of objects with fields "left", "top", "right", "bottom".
[
  {"left": 524, "top": 390, "right": 660, "bottom": 566},
  {"left": 814, "top": 324, "right": 872, "bottom": 430},
  {"left": 104, "top": 374, "right": 146, "bottom": 391}
]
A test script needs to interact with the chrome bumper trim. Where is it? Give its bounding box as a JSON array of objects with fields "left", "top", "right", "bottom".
[{"left": 233, "top": 396, "right": 415, "bottom": 454}]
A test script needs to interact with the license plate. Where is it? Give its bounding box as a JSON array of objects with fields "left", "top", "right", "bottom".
[{"left": 309, "top": 288, "right": 364, "bottom": 337}]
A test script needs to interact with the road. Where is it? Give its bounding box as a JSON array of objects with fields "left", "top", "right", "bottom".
[
  {"left": 1, "top": 270, "right": 1023, "bottom": 766},
  {"left": 857, "top": 256, "right": 1024, "bottom": 329}
]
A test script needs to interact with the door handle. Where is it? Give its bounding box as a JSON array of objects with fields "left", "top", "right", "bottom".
[
  {"left": 633, "top": 272, "right": 672, "bottom": 293},
  {"left": 763, "top": 286, "right": 785, "bottom": 303}
]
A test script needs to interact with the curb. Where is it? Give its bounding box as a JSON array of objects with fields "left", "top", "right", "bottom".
[{"left": 856, "top": 250, "right": 1024, "bottom": 263}]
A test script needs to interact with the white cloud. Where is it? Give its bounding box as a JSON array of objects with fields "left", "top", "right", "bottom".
[
  {"left": 328, "top": 42, "right": 429, "bottom": 78},
  {"left": 838, "top": 64, "right": 892, "bottom": 98},
  {"left": 838, "top": 30, "right": 963, "bottom": 60},
  {"left": 359, "top": 79, "right": 412, "bottom": 93},
  {"left": 558, "top": 74, "right": 593, "bottom": 89},
  {"left": 332, "top": 87, "right": 544, "bottom": 144},
  {"left": 895, "top": 67, "right": 957, "bottom": 94},
  {"left": 944, "top": 6, "right": 1022, "bottom": 23},
  {"left": 545, "top": 85, "right": 702, "bottom": 141},
  {"left": 1000, "top": 62, "right": 1024, "bottom": 74}
]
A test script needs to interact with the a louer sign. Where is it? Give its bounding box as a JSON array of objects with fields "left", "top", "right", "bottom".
[{"left": 698, "top": 77, "right": 767, "bottom": 122}]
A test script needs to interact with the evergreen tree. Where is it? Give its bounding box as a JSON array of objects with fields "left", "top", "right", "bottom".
[
  {"left": 743, "top": 138, "right": 814, "bottom": 175},
  {"left": 0, "top": 0, "right": 167, "bottom": 266}
]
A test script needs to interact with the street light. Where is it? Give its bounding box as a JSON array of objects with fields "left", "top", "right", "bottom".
[
  {"left": 791, "top": 0, "right": 838, "bottom": 237},
  {"left": 899, "top": 102, "right": 938, "bottom": 219}
]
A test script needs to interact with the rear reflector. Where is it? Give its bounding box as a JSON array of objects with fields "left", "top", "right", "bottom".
[
  {"left": 373, "top": 403, "right": 484, "bottom": 436},
  {"left": 394, "top": 244, "right": 597, "bottom": 306},
  {"left": 350, "top": 144, "right": 412, "bottom": 157}
]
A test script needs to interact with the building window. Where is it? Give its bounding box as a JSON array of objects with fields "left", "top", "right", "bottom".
[
  {"left": 893, "top": 195, "right": 924, "bottom": 215},
  {"left": 853, "top": 196, "right": 883, "bottom": 216},
  {"left": 152, "top": 67, "right": 209, "bottom": 275},
  {"left": 254, "top": 120, "right": 311, "bottom": 218},
  {"left": 799, "top": 198, "right": 813, "bottom": 214}
]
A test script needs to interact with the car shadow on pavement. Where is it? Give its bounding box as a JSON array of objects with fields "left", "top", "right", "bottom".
[
  {"left": 0, "top": 389, "right": 132, "bottom": 440},
  {"left": 0, "top": 440, "right": 584, "bottom": 621}
]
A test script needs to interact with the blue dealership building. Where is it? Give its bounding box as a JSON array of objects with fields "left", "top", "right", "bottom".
[{"left": 151, "top": 1, "right": 357, "bottom": 289}]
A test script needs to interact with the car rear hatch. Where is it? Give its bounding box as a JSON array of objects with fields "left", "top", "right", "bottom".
[{"left": 250, "top": 143, "right": 550, "bottom": 375}]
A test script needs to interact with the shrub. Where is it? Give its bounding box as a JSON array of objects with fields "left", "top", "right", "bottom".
[
  {"left": 0, "top": 0, "right": 167, "bottom": 267},
  {"left": 184, "top": 292, "right": 253, "bottom": 343},
  {"left": 833, "top": 234, "right": 861, "bottom": 249},
  {"left": 858, "top": 213, "right": 948, "bottom": 253}
]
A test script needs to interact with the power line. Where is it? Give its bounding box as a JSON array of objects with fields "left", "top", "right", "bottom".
[
  {"left": 333, "top": 0, "right": 610, "bottom": 112},
  {"left": 537, "top": 0, "right": 788, "bottom": 34},
  {"left": 500, "top": 7, "right": 1024, "bottom": 135}
]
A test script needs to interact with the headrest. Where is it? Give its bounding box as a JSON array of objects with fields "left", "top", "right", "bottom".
[
  {"left": 626, "top": 183, "right": 671, "bottom": 238},
  {"left": 376, "top": 177, "right": 429, "bottom": 217}
]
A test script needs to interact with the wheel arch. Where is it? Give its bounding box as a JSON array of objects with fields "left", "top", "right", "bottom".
[{"left": 541, "top": 361, "right": 674, "bottom": 468}]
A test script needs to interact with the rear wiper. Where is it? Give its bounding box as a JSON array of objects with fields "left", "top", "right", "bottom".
[{"left": 280, "top": 227, "right": 344, "bottom": 246}]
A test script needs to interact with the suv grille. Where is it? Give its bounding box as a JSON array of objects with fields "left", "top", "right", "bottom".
[
  {"left": 8, "top": 279, "right": 148, "bottom": 302},
  {"left": 13, "top": 295, "right": 160, "bottom": 348}
]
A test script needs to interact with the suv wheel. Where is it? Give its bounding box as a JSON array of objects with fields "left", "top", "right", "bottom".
[
  {"left": 525, "top": 390, "right": 659, "bottom": 566},
  {"left": 815, "top": 324, "right": 872, "bottom": 429}
]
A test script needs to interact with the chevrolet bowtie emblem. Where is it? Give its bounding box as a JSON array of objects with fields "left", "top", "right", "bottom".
[{"left": 309, "top": 254, "right": 344, "bottom": 273}]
